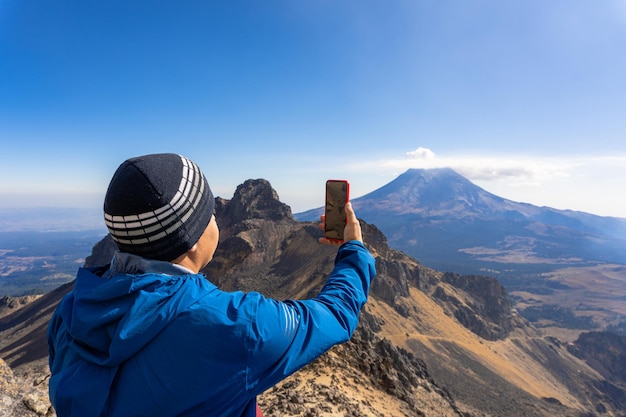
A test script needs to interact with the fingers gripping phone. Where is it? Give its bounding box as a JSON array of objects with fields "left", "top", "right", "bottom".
[{"left": 324, "top": 180, "right": 350, "bottom": 242}]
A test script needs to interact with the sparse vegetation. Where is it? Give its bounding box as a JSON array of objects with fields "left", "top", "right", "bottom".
[
  {"left": 519, "top": 305, "right": 596, "bottom": 329},
  {"left": 607, "top": 321, "right": 626, "bottom": 336}
]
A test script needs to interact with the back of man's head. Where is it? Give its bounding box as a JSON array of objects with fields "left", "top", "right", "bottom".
[{"left": 103, "top": 153, "right": 215, "bottom": 262}]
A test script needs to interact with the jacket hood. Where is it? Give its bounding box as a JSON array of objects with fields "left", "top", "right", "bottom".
[{"left": 62, "top": 265, "right": 212, "bottom": 367}]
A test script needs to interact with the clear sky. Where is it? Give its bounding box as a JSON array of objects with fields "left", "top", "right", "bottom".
[{"left": 1, "top": 1, "right": 625, "bottom": 218}]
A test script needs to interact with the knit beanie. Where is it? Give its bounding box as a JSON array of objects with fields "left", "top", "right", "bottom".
[{"left": 103, "top": 153, "right": 215, "bottom": 262}]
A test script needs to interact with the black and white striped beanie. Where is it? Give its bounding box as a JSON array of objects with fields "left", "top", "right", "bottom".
[{"left": 103, "top": 153, "right": 215, "bottom": 262}]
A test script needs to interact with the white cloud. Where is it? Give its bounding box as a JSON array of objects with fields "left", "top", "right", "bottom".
[{"left": 406, "top": 147, "right": 436, "bottom": 160}]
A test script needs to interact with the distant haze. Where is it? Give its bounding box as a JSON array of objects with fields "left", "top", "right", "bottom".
[
  {"left": 0, "top": 193, "right": 103, "bottom": 209},
  {"left": 0, "top": 207, "right": 106, "bottom": 232}
]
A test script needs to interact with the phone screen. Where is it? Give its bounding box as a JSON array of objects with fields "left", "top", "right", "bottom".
[{"left": 324, "top": 180, "right": 350, "bottom": 242}]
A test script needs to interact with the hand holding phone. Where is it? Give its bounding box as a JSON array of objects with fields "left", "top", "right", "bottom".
[{"left": 324, "top": 180, "right": 350, "bottom": 243}]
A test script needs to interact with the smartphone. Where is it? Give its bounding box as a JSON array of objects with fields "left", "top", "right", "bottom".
[{"left": 324, "top": 180, "right": 350, "bottom": 242}]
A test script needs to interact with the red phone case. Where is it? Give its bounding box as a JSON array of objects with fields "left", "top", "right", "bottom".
[{"left": 324, "top": 180, "right": 350, "bottom": 242}]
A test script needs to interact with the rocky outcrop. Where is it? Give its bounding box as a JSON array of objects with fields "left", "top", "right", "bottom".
[
  {"left": 259, "top": 324, "right": 463, "bottom": 417},
  {"left": 217, "top": 179, "right": 293, "bottom": 227},
  {"left": 0, "top": 359, "right": 52, "bottom": 417},
  {"left": 567, "top": 331, "right": 626, "bottom": 411},
  {"left": 432, "top": 272, "right": 520, "bottom": 340},
  {"left": 569, "top": 331, "right": 626, "bottom": 384},
  {"left": 0, "top": 296, "right": 41, "bottom": 319},
  {"left": 83, "top": 234, "right": 117, "bottom": 268}
]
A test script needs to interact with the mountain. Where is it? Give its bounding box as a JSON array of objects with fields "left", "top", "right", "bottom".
[
  {"left": 299, "top": 168, "right": 626, "bottom": 270},
  {"left": 297, "top": 168, "right": 626, "bottom": 335},
  {"left": 2, "top": 178, "right": 626, "bottom": 416}
]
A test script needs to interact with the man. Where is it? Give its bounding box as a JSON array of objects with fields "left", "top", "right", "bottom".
[{"left": 48, "top": 153, "right": 376, "bottom": 416}]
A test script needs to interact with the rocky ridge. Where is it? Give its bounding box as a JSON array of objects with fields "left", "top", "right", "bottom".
[{"left": 1, "top": 178, "right": 626, "bottom": 416}]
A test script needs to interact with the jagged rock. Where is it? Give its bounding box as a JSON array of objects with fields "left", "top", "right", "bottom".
[
  {"left": 370, "top": 257, "right": 412, "bottom": 305},
  {"left": 568, "top": 331, "right": 626, "bottom": 410},
  {"left": 218, "top": 179, "right": 292, "bottom": 227},
  {"left": 0, "top": 359, "right": 53, "bottom": 417},
  {"left": 570, "top": 331, "right": 626, "bottom": 384},
  {"left": 83, "top": 234, "right": 117, "bottom": 268},
  {"left": 0, "top": 358, "right": 19, "bottom": 410},
  {"left": 259, "top": 325, "right": 463, "bottom": 417},
  {"left": 0, "top": 296, "right": 40, "bottom": 319},
  {"left": 432, "top": 272, "right": 518, "bottom": 340}
]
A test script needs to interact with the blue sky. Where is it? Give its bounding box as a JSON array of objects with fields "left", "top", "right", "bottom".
[{"left": 1, "top": 0, "right": 625, "bottom": 218}]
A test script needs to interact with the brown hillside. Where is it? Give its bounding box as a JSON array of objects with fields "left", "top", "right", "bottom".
[{"left": 1, "top": 178, "right": 625, "bottom": 416}]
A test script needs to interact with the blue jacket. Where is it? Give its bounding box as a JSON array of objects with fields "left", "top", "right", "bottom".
[{"left": 48, "top": 240, "right": 376, "bottom": 416}]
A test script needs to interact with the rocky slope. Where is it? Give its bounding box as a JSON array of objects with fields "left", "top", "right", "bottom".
[{"left": 1, "top": 178, "right": 625, "bottom": 416}]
